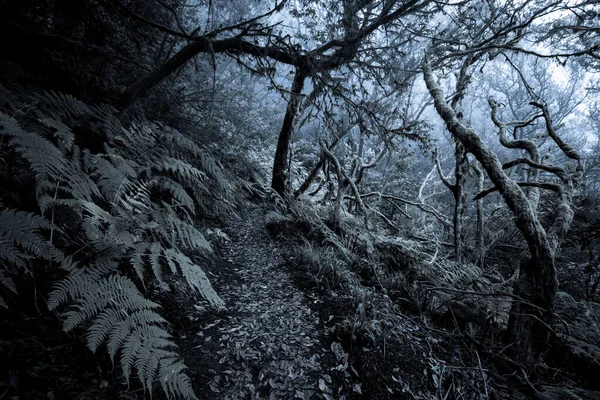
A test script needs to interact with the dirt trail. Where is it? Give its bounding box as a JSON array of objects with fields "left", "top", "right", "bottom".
[{"left": 178, "top": 206, "right": 346, "bottom": 400}]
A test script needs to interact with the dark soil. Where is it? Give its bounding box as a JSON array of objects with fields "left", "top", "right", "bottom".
[{"left": 164, "top": 204, "right": 360, "bottom": 399}]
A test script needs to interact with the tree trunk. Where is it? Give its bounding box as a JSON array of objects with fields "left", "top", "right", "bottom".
[
  {"left": 423, "top": 58, "right": 558, "bottom": 359},
  {"left": 472, "top": 162, "right": 485, "bottom": 268},
  {"left": 271, "top": 68, "right": 306, "bottom": 195},
  {"left": 453, "top": 143, "right": 468, "bottom": 263},
  {"left": 294, "top": 133, "right": 345, "bottom": 197},
  {"left": 507, "top": 250, "right": 557, "bottom": 360}
]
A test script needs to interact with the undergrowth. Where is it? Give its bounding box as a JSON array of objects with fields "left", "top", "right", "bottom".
[
  {"left": 264, "top": 191, "right": 600, "bottom": 398},
  {"left": 0, "top": 85, "right": 236, "bottom": 399}
]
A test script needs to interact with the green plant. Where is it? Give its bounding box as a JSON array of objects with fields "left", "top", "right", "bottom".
[{"left": 0, "top": 86, "right": 234, "bottom": 398}]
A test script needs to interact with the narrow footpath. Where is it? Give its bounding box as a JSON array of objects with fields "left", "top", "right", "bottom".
[{"left": 174, "top": 205, "right": 349, "bottom": 400}]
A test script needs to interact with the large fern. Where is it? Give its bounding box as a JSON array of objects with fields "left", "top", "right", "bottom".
[
  {"left": 48, "top": 273, "right": 195, "bottom": 399},
  {"left": 1, "top": 86, "right": 235, "bottom": 399}
]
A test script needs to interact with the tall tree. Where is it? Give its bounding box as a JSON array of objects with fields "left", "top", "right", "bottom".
[{"left": 423, "top": 56, "right": 582, "bottom": 359}]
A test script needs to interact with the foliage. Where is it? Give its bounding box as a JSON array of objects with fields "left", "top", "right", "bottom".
[{"left": 0, "top": 85, "right": 235, "bottom": 398}]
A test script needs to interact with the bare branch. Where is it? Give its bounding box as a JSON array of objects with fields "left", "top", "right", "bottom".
[
  {"left": 294, "top": 133, "right": 346, "bottom": 197},
  {"left": 434, "top": 149, "right": 456, "bottom": 192},
  {"left": 474, "top": 181, "right": 562, "bottom": 200},
  {"left": 350, "top": 191, "right": 451, "bottom": 226},
  {"left": 530, "top": 101, "right": 582, "bottom": 167},
  {"left": 502, "top": 158, "right": 567, "bottom": 182},
  {"left": 488, "top": 97, "right": 539, "bottom": 160},
  {"left": 355, "top": 144, "right": 388, "bottom": 185},
  {"left": 320, "top": 139, "right": 369, "bottom": 226}
]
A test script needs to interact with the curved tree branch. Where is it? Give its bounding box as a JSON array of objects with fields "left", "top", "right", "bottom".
[
  {"left": 474, "top": 181, "right": 563, "bottom": 201},
  {"left": 502, "top": 158, "right": 567, "bottom": 182}
]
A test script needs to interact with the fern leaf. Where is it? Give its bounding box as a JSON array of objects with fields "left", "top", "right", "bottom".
[
  {"left": 130, "top": 243, "right": 148, "bottom": 285},
  {"left": 66, "top": 159, "right": 102, "bottom": 201},
  {"left": 87, "top": 308, "right": 167, "bottom": 353},
  {"left": 158, "top": 356, "right": 197, "bottom": 399},
  {"left": 155, "top": 177, "right": 196, "bottom": 216},
  {"left": 148, "top": 243, "right": 165, "bottom": 284},
  {"left": 163, "top": 214, "right": 212, "bottom": 252},
  {"left": 91, "top": 255, "right": 119, "bottom": 279},
  {"left": 161, "top": 125, "right": 203, "bottom": 158},
  {"left": 38, "top": 196, "right": 82, "bottom": 215},
  {"left": 40, "top": 91, "right": 91, "bottom": 122},
  {"left": 0, "top": 208, "right": 63, "bottom": 265},
  {"left": 39, "top": 117, "right": 75, "bottom": 151},
  {"left": 92, "top": 153, "right": 138, "bottom": 201},
  {"left": 2, "top": 113, "right": 67, "bottom": 179},
  {"left": 121, "top": 329, "right": 143, "bottom": 381},
  {"left": 154, "top": 158, "right": 206, "bottom": 188},
  {"left": 107, "top": 318, "right": 133, "bottom": 361},
  {"left": 116, "top": 179, "right": 154, "bottom": 214},
  {"left": 60, "top": 274, "right": 159, "bottom": 331},
  {"left": 47, "top": 271, "right": 90, "bottom": 310},
  {"left": 162, "top": 249, "right": 224, "bottom": 308},
  {"left": 121, "top": 325, "right": 174, "bottom": 382},
  {"left": 0, "top": 238, "right": 30, "bottom": 268},
  {"left": 95, "top": 103, "right": 124, "bottom": 141},
  {"left": 86, "top": 307, "right": 125, "bottom": 352}
]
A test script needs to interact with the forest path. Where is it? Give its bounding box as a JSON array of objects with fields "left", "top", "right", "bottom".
[{"left": 178, "top": 204, "right": 346, "bottom": 400}]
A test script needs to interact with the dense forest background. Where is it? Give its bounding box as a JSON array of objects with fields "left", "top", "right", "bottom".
[{"left": 1, "top": 0, "right": 600, "bottom": 399}]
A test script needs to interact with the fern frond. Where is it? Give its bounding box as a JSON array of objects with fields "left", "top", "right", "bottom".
[
  {"left": 160, "top": 124, "right": 203, "bottom": 159},
  {"left": 130, "top": 242, "right": 148, "bottom": 285},
  {"left": 154, "top": 177, "right": 196, "bottom": 217},
  {"left": 162, "top": 249, "right": 224, "bottom": 308},
  {"left": 95, "top": 103, "right": 124, "bottom": 140},
  {"left": 62, "top": 274, "right": 159, "bottom": 332},
  {"left": 5, "top": 89, "right": 202, "bottom": 400},
  {"left": 66, "top": 159, "right": 102, "bottom": 201},
  {"left": 148, "top": 242, "right": 165, "bottom": 284},
  {"left": 158, "top": 356, "right": 197, "bottom": 400},
  {"left": 39, "top": 117, "right": 75, "bottom": 152},
  {"left": 3, "top": 113, "right": 67, "bottom": 179},
  {"left": 107, "top": 318, "right": 133, "bottom": 360},
  {"left": 0, "top": 112, "right": 26, "bottom": 139},
  {"left": 40, "top": 91, "right": 91, "bottom": 122},
  {"left": 86, "top": 307, "right": 127, "bottom": 352},
  {"left": 122, "top": 122, "right": 159, "bottom": 149},
  {"left": 158, "top": 213, "right": 212, "bottom": 252},
  {"left": 154, "top": 158, "right": 206, "bottom": 189},
  {"left": 90, "top": 254, "right": 120, "bottom": 279},
  {"left": 92, "top": 152, "right": 138, "bottom": 201},
  {"left": 80, "top": 201, "right": 136, "bottom": 252},
  {"left": 116, "top": 179, "right": 154, "bottom": 214},
  {"left": 118, "top": 324, "right": 197, "bottom": 400},
  {"left": 0, "top": 209, "right": 63, "bottom": 265},
  {"left": 38, "top": 196, "right": 82, "bottom": 216},
  {"left": 48, "top": 271, "right": 97, "bottom": 310},
  {"left": 87, "top": 308, "right": 167, "bottom": 353},
  {"left": 59, "top": 255, "right": 79, "bottom": 272}
]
